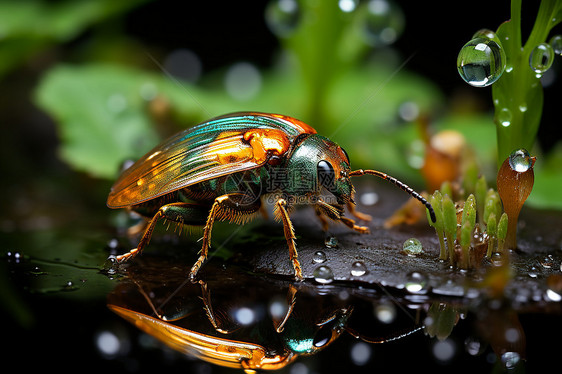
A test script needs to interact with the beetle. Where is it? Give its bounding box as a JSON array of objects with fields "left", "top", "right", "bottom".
[{"left": 107, "top": 112, "right": 436, "bottom": 282}]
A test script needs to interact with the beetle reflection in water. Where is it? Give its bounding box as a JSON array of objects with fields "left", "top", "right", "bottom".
[
  {"left": 107, "top": 112, "right": 436, "bottom": 282},
  {"left": 107, "top": 260, "right": 423, "bottom": 371}
]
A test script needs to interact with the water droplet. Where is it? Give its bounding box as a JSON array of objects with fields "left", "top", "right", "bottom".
[
  {"left": 501, "top": 351, "right": 521, "bottom": 369},
  {"left": 405, "top": 271, "right": 428, "bottom": 294},
  {"left": 457, "top": 38, "right": 506, "bottom": 87},
  {"left": 528, "top": 265, "right": 538, "bottom": 278},
  {"left": 546, "top": 288, "right": 562, "bottom": 302},
  {"left": 64, "top": 281, "right": 77, "bottom": 291},
  {"left": 6, "top": 251, "right": 23, "bottom": 263},
  {"left": 508, "top": 148, "right": 533, "bottom": 172},
  {"left": 540, "top": 254, "right": 554, "bottom": 268},
  {"left": 472, "top": 29, "right": 501, "bottom": 44},
  {"left": 324, "top": 236, "right": 339, "bottom": 248},
  {"left": 529, "top": 43, "right": 554, "bottom": 74},
  {"left": 312, "top": 250, "right": 327, "bottom": 263},
  {"left": 549, "top": 35, "right": 562, "bottom": 55},
  {"left": 402, "top": 238, "right": 423, "bottom": 255},
  {"left": 518, "top": 103, "right": 527, "bottom": 112},
  {"left": 546, "top": 274, "right": 562, "bottom": 302},
  {"left": 497, "top": 107, "right": 512, "bottom": 127},
  {"left": 464, "top": 336, "right": 485, "bottom": 356},
  {"left": 265, "top": 0, "right": 300, "bottom": 37},
  {"left": 361, "top": 0, "right": 404, "bottom": 47},
  {"left": 350, "top": 261, "right": 367, "bottom": 276},
  {"left": 224, "top": 62, "right": 262, "bottom": 101},
  {"left": 313, "top": 265, "right": 334, "bottom": 284}
]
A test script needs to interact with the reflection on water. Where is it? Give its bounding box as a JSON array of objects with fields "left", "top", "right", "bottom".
[
  {"left": 105, "top": 254, "right": 558, "bottom": 372},
  {"left": 107, "top": 258, "right": 423, "bottom": 371}
]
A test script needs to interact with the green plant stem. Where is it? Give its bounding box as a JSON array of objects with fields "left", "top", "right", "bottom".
[{"left": 493, "top": 0, "right": 562, "bottom": 164}]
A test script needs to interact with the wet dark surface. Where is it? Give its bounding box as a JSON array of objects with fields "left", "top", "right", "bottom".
[{"left": 3, "top": 182, "right": 562, "bottom": 373}]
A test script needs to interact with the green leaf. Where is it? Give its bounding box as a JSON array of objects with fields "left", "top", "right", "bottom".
[{"left": 35, "top": 64, "right": 165, "bottom": 179}]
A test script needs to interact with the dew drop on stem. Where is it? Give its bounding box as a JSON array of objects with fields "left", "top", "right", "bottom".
[
  {"left": 529, "top": 43, "right": 555, "bottom": 75},
  {"left": 457, "top": 38, "right": 506, "bottom": 87}
]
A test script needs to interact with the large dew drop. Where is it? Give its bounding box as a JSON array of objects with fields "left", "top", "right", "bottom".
[
  {"left": 508, "top": 148, "right": 533, "bottom": 172},
  {"left": 457, "top": 38, "right": 506, "bottom": 87},
  {"left": 529, "top": 43, "right": 555, "bottom": 74}
]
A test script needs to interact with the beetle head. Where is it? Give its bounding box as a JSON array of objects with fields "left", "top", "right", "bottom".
[{"left": 284, "top": 134, "right": 354, "bottom": 205}]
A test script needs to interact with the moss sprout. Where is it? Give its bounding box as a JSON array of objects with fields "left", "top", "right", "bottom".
[
  {"left": 427, "top": 174, "right": 511, "bottom": 268},
  {"left": 486, "top": 213, "right": 497, "bottom": 258},
  {"left": 475, "top": 175, "right": 487, "bottom": 226},
  {"left": 427, "top": 191, "right": 446, "bottom": 260},
  {"left": 497, "top": 212, "right": 509, "bottom": 253},
  {"left": 442, "top": 194, "right": 458, "bottom": 264}
]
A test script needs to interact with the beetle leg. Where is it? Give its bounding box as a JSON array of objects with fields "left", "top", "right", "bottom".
[
  {"left": 116, "top": 210, "right": 163, "bottom": 263},
  {"left": 274, "top": 198, "right": 303, "bottom": 281},
  {"left": 116, "top": 202, "right": 208, "bottom": 263},
  {"left": 189, "top": 195, "right": 229, "bottom": 282},
  {"left": 199, "top": 280, "right": 240, "bottom": 334},
  {"left": 316, "top": 198, "right": 370, "bottom": 234},
  {"left": 346, "top": 201, "right": 372, "bottom": 222},
  {"left": 314, "top": 206, "right": 331, "bottom": 232},
  {"left": 189, "top": 194, "right": 261, "bottom": 282},
  {"left": 273, "top": 285, "right": 298, "bottom": 333}
]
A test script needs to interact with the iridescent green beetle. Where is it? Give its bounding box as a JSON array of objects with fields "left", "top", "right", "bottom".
[{"left": 107, "top": 112, "right": 435, "bottom": 281}]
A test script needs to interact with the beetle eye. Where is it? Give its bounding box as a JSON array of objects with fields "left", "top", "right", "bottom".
[{"left": 317, "top": 160, "right": 335, "bottom": 191}]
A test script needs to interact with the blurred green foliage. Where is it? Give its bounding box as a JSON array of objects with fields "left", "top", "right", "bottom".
[
  {"left": 0, "top": 0, "right": 148, "bottom": 76},
  {"left": 0, "top": 0, "right": 557, "bottom": 208},
  {"left": 33, "top": 0, "right": 446, "bottom": 184}
]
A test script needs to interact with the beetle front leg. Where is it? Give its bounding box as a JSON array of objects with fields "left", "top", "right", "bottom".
[
  {"left": 316, "top": 198, "right": 369, "bottom": 234},
  {"left": 274, "top": 198, "right": 303, "bottom": 281},
  {"left": 346, "top": 201, "right": 372, "bottom": 222}
]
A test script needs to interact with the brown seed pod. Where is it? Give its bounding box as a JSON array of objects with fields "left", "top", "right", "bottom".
[{"left": 496, "top": 149, "right": 536, "bottom": 249}]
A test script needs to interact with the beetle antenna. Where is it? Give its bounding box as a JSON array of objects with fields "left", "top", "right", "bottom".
[{"left": 349, "top": 169, "right": 436, "bottom": 223}]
